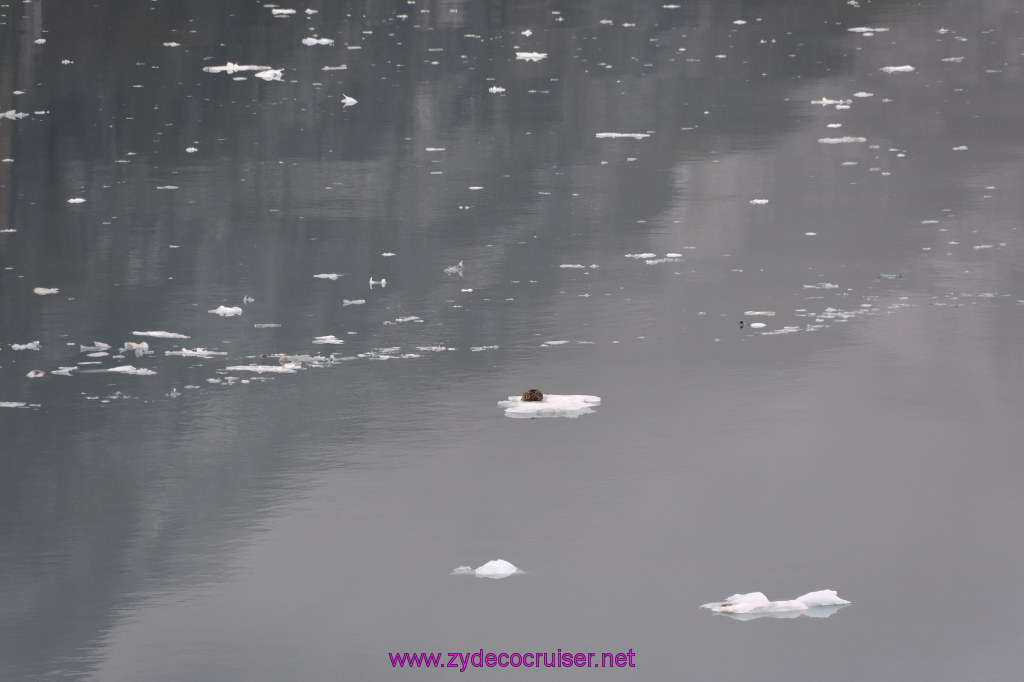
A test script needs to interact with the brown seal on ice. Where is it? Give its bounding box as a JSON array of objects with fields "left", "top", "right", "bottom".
[{"left": 521, "top": 389, "right": 544, "bottom": 402}]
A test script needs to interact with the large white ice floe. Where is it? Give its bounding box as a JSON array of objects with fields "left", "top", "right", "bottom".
[
  {"left": 701, "top": 590, "right": 850, "bottom": 619},
  {"left": 498, "top": 394, "right": 601, "bottom": 419},
  {"left": 208, "top": 305, "right": 243, "bottom": 317},
  {"left": 453, "top": 559, "right": 520, "bottom": 579},
  {"left": 133, "top": 331, "right": 190, "bottom": 339}
]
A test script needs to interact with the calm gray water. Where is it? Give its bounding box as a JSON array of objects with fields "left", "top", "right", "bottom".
[{"left": 3, "top": 1, "right": 1024, "bottom": 680}]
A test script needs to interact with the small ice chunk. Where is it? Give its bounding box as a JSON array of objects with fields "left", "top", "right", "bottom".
[
  {"left": 202, "top": 62, "right": 272, "bottom": 74},
  {"left": 51, "top": 367, "right": 77, "bottom": 376},
  {"left": 26, "top": 370, "right": 46, "bottom": 378},
  {"left": 163, "top": 41, "right": 180, "bottom": 47},
  {"left": 132, "top": 331, "right": 190, "bottom": 338},
  {"left": 803, "top": 282, "right": 839, "bottom": 289},
  {"left": 302, "top": 37, "right": 335, "bottom": 46},
  {"left": 33, "top": 287, "right": 59, "bottom": 295},
  {"left": 488, "top": 86, "right": 506, "bottom": 93},
  {"left": 369, "top": 277, "right": 386, "bottom": 288},
  {"left": 848, "top": 27, "right": 889, "bottom": 33},
  {"left": 341, "top": 93, "right": 358, "bottom": 107},
  {"left": 625, "top": 253, "right": 657, "bottom": 259},
  {"left": 474, "top": 559, "right": 519, "bottom": 578},
  {"left": 80, "top": 341, "right": 111, "bottom": 352},
  {"left": 952, "top": 145, "right": 968, "bottom": 151},
  {"left": 119, "top": 341, "right": 150, "bottom": 356},
  {"left": 818, "top": 137, "right": 867, "bottom": 144},
  {"left": 381, "top": 252, "right": 396, "bottom": 257},
  {"left": 794, "top": 590, "right": 851, "bottom": 607},
  {"left": 451, "top": 565, "right": 473, "bottom": 575},
  {"left": 702, "top": 589, "right": 850, "bottom": 615},
  {"left": 255, "top": 69, "right": 284, "bottom": 81},
  {"left": 343, "top": 299, "right": 365, "bottom": 306},
  {"left": 515, "top": 51, "right": 547, "bottom": 62},
  {"left": 743, "top": 311, "right": 776, "bottom": 316},
  {"left": 165, "top": 348, "right": 227, "bottom": 358},
  {"left": 225, "top": 364, "right": 298, "bottom": 374},
  {"left": 1, "top": 401, "right": 29, "bottom": 407},
  {"left": 853, "top": 91, "right": 874, "bottom": 97},
  {"left": 443, "top": 260, "right": 464, "bottom": 274},
  {"left": 106, "top": 365, "right": 157, "bottom": 375},
  {"left": 254, "top": 323, "right": 282, "bottom": 328},
  {"left": 67, "top": 197, "right": 86, "bottom": 204},
  {"left": 11, "top": 341, "right": 41, "bottom": 350},
  {"left": 312, "top": 335, "right": 345, "bottom": 344},
  {"left": 560, "top": 264, "right": 585, "bottom": 269},
  {"left": 1, "top": 110, "right": 29, "bottom": 120},
  {"left": 314, "top": 273, "right": 342, "bottom": 280},
  {"left": 471, "top": 345, "right": 498, "bottom": 351},
  {"left": 748, "top": 322, "right": 767, "bottom": 329},
  {"left": 749, "top": 198, "right": 769, "bottom": 205},
  {"left": 595, "top": 132, "right": 650, "bottom": 139},
  {"left": 209, "top": 305, "right": 243, "bottom": 317},
  {"left": 880, "top": 65, "right": 915, "bottom": 73},
  {"left": 498, "top": 394, "right": 601, "bottom": 419},
  {"left": 271, "top": 8, "right": 296, "bottom": 15}
]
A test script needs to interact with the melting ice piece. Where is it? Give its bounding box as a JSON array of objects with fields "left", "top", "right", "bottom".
[
  {"left": 515, "top": 51, "right": 547, "bottom": 62},
  {"left": 165, "top": 348, "right": 228, "bottom": 358},
  {"left": 343, "top": 299, "right": 365, "bottom": 306},
  {"left": 595, "top": 132, "right": 650, "bottom": 139},
  {"left": 255, "top": 69, "right": 284, "bottom": 81},
  {"left": 34, "top": 287, "right": 59, "bottom": 295},
  {"left": 312, "top": 335, "right": 345, "bottom": 344},
  {"left": 11, "top": 341, "right": 41, "bottom": 350},
  {"left": 133, "top": 331, "right": 190, "bottom": 339},
  {"left": 498, "top": 394, "right": 601, "bottom": 419},
  {"left": 880, "top": 65, "right": 915, "bottom": 73},
  {"left": 701, "top": 590, "right": 850, "bottom": 618},
  {"left": 341, "top": 93, "right": 358, "bottom": 107},
  {"left": 369, "top": 277, "right": 387, "bottom": 289},
  {"left": 818, "top": 136, "right": 867, "bottom": 144},
  {"left": 26, "top": 370, "right": 46, "bottom": 378},
  {"left": 120, "top": 341, "right": 150, "bottom": 356},
  {"left": 848, "top": 27, "right": 889, "bottom": 33},
  {"left": 225, "top": 364, "right": 298, "bottom": 374},
  {"left": 209, "top": 305, "right": 243, "bottom": 317},
  {"left": 202, "top": 62, "right": 272, "bottom": 74},
  {"left": 271, "top": 8, "right": 296, "bottom": 16},
  {"left": 488, "top": 86, "right": 506, "bottom": 93},
  {"left": 1, "top": 401, "right": 29, "bottom": 408},
  {"left": 743, "top": 311, "right": 776, "bottom": 316},
  {"left": 302, "top": 37, "right": 335, "bottom": 46},
  {"left": 443, "top": 260, "right": 464, "bottom": 274},
  {"left": 314, "top": 273, "right": 342, "bottom": 280},
  {"left": 474, "top": 559, "right": 519, "bottom": 579},
  {"left": 749, "top": 198, "right": 769, "bottom": 205},
  {"left": 451, "top": 566, "right": 473, "bottom": 575},
  {"left": 51, "top": 367, "right": 77, "bottom": 376},
  {"left": 104, "top": 365, "right": 157, "bottom": 375}
]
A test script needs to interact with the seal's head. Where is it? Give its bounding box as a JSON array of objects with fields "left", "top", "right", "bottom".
[{"left": 521, "top": 389, "right": 544, "bottom": 402}]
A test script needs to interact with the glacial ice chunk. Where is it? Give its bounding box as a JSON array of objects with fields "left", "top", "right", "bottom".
[
  {"left": 225, "top": 365, "right": 298, "bottom": 374},
  {"left": 516, "top": 51, "right": 547, "bottom": 62},
  {"left": 474, "top": 559, "right": 519, "bottom": 578},
  {"left": 34, "top": 287, "right": 59, "bottom": 295},
  {"left": 880, "top": 65, "right": 915, "bottom": 73},
  {"left": 302, "top": 37, "right": 335, "bottom": 46},
  {"left": 498, "top": 394, "right": 601, "bottom": 419},
  {"left": 701, "top": 589, "right": 850, "bottom": 616},
  {"left": 11, "top": 341, "right": 41, "bottom": 350},
  {"left": 105, "top": 365, "right": 157, "bottom": 375},
  {"left": 595, "top": 132, "right": 650, "bottom": 139},
  {"left": 133, "top": 331, "right": 190, "bottom": 339},
  {"left": 209, "top": 305, "right": 243, "bottom": 317}
]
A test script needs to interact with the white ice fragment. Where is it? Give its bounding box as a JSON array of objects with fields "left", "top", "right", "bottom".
[
  {"left": 645, "top": 257, "right": 680, "bottom": 264},
  {"left": 341, "top": 93, "right": 358, "bottom": 107},
  {"left": 79, "top": 341, "right": 111, "bottom": 352},
  {"left": 105, "top": 365, "right": 157, "bottom": 375},
  {"left": 818, "top": 136, "right": 867, "bottom": 144},
  {"left": 1, "top": 401, "right": 29, "bottom": 407},
  {"left": 225, "top": 364, "right": 298, "bottom": 374},
  {"left": 743, "top": 311, "right": 776, "bottom": 316},
  {"left": 67, "top": 198, "right": 86, "bottom": 204},
  {"left": 811, "top": 97, "right": 851, "bottom": 107},
  {"left": 471, "top": 345, "right": 498, "bottom": 351},
  {"left": 848, "top": 27, "right": 889, "bottom": 33},
  {"left": 853, "top": 91, "right": 874, "bottom": 97},
  {"left": 11, "top": 341, "right": 40, "bottom": 350},
  {"left": 254, "top": 323, "right": 281, "bottom": 328},
  {"left": 794, "top": 590, "right": 851, "bottom": 607},
  {"left": 33, "top": 287, "right": 59, "bottom": 295},
  {"left": 880, "top": 65, "right": 915, "bottom": 73},
  {"left": 314, "top": 273, "right": 342, "bottom": 280},
  {"left": 595, "top": 132, "right": 650, "bottom": 139},
  {"left": 749, "top": 198, "right": 769, "bottom": 205},
  {"left": 165, "top": 348, "right": 227, "bottom": 358},
  {"left": 733, "top": 20, "right": 747, "bottom": 25},
  {"left": 625, "top": 252, "right": 657, "bottom": 259},
  {"left": 255, "top": 69, "right": 284, "bottom": 81},
  {"left": 321, "top": 65, "right": 348, "bottom": 71},
  {"left": 498, "top": 394, "right": 601, "bottom": 419},
  {"left": 474, "top": 559, "right": 519, "bottom": 578},
  {"left": 701, "top": 589, "right": 849, "bottom": 615},
  {"left": 302, "top": 37, "right": 335, "bottom": 46},
  {"left": 156, "top": 185, "right": 178, "bottom": 190},
  {"left": 1, "top": 110, "right": 29, "bottom": 120},
  {"left": 312, "top": 335, "right": 345, "bottom": 344},
  {"left": 560, "top": 263, "right": 585, "bottom": 269},
  {"left": 973, "top": 244, "right": 993, "bottom": 250},
  {"left": 342, "top": 299, "right": 365, "bottom": 306},
  {"left": 803, "top": 282, "right": 839, "bottom": 289},
  {"left": 132, "top": 331, "right": 190, "bottom": 339},
  {"left": 393, "top": 316, "right": 423, "bottom": 323},
  {"left": 369, "top": 277, "right": 386, "bottom": 288},
  {"left": 488, "top": 86, "right": 506, "bottom": 93},
  {"left": 163, "top": 42, "right": 180, "bottom": 47},
  {"left": 748, "top": 322, "right": 767, "bottom": 329},
  {"left": 952, "top": 145, "right": 968, "bottom": 151},
  {"left": 208, "top": 305, "right": 243, "bottom": 317},
  {"left": 521, "top": 29, "right": 533, "bottom": 36},
  {"left": 443, "top": 260, "right": 464, "bottom": 274},
  {"left": 202, "top": 62, "right": 272, "bottom": 74},
  {"left": 941, "top": 57, "right": 965, "bottom": 63},
  {"left": 451, "top": 565, "right": 473, "bottom": 575},
  {"left": 271, "top": 8, "right": 296, "bottom": 15},
  {"left": 515, "top": 51, "right": 547, "bottom": 62},
  {"left": 381, "top": 252, "right": 396, "bottom": 257}
]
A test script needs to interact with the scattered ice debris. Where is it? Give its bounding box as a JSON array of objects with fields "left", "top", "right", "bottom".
[
  {"left": 803, "top": 282, "right": 839, "bottom": 289},
  {"left": 488, "top": 86, "right": 506, "bottom": 93},
  {"left": 473, "top": 559, "right": 519, "bottom": 579},
  {"left": 254, "top": 323, "right": 281, "bottom": 328},
  {"left": 1, "top": 110, "right": 29, "bottom": 120},
  {"left": 208, "top": 305, "right": 243, "bottom": 317},
  {"left": 225, "top": 364, "right": 298, "bottom": 374},
  {"left": 301, "top": 37, "right": 335, "bottom": 46},
  {"left": 498, "top": 394, "right": 601, "bottom": 419},
  {"left": 132, "top": 331, "right": 190, "bottom": 339},
  {"left": 595, "top": 132, "right": 650, "bottom": 139},
  {"left": 312, "top": 335, "right": 345, "bottom": 344},
  {"left": 701, "top": 590, "right": 850, "bottom": 616},
  {"left": 11, "top": 341, "right": 41, "bottom": 350},
  {"left": 104, "top": 365, "right": 157, "bottom": 376},
  {"left": 515, "top": 51, "right": 547, "bottom": 62},
  {"left": 255, "top": 69, "right": 284, "bottom": 81},
  {"left": 744, "top": 311, "right": 776, "bottom": 316},
  {"left": 33, "top": 287, "right": 59, "bottom": 295},
  {"left": 369, "top": 277, "right": 387, "bottom": 289},
  {"left": 443, "top": 260, "right": 464, "bottom": 274},
  {"left": 341, "top": 94, "right": 358, "bottom": 107},
  {"left": 165, "top": 348, "right": 227, "bottom": 358},
  {"left": 202, "top": 62, "right": 271, "bottom": 74},
  {"left": 242, "top": 295, "right": 255, "bottom": 304},
  {"left": 26, "top": 370, "right": 46, "bottom": 378},
  {"left": 471, "top": 345, "right": 499, "bottom": 351},
  {"left": 625, "top": 253, "right": 657, "bottom": 259},
  {"left": 342, "top": 299, "right": 365, "bottom": 306},
  {"left": 417, "top": 346, "right": 456, "bottom": 352},
  {"left": 880, "top": 65, "right": 915, "bottom": 73},
  {"left": 818, "top": 136, "right": 866, "bottom": 144},
  {"left": 314, "top": 273, "right": 342, "bottom": 280},
  {"left": 749, "top": 199, "right": 769, "bottom": 205}
]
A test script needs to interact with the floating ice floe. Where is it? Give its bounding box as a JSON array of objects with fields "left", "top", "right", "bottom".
[
  {"left": 749, "top": 199, "right": 769, "bottom": 205},
  {"left": 1, "top": 110, "right": 29, "bottom": 120},
  {"left": 744, "top": 311, "right": 776, "bottom": 316},
  {"left": 369, "top": 277, "right": 386, "bottom": 288},
  {"left": 625, "top": 252, "right": 657, "bottom": 259},
  {"left": 225, "top": 364, "right": 298, "bottom": 374},
  {"left": 1, "top": 401, "right": 31, "bottom": 408},
  {"left": 132, "top": 331, "right": 190, "bottom": 339},
  {"left": 120, "top": 341, "right": 150, "bottom": 356},
  {"left": 595, "top": 132, "right": 650, "bottom": 139},
  {"left": 342, "top": 299, "right": 365, "bottom": 306},
  {"left": 803, "top": 282, "right": 839, "bottom": 289},
  {"left": 880, "top": 65, "right": 915, "bottom": 73},
  {"left": 516, "top": 51, "right": 547, "bottom": 62},
  {"left": 701, "top": 590, "right": 850, "bottom": 619},
  {"left": 314, "top": 273, "right": 342, "bottom": 280},
  {"left": 811, "top": 97, "right": 851, "bottom": 107},
  {"left": 452, "top": 559, "right": 519, "bottom": 579},
  {"left": 302, "top": 37, "right": 335, "bottom": 46},
  {"left": 444, "top": 260, "right": 464, "bottom": 274},
  {"left": 322, "top": 65, "right": 347, "bottom": 71},
  {"left": 79, "top": 341, "right": 111, "bottom": 352},
  {"left": 312, "top": 335, "right": 345, "bottom": 344},
  {"left": 255, "top": 69, "right": 284, "bottom": 81},
  {"left": 471, "top": 345, "right": 498, "bottom": 351},
  {"left": 67, "top": 198, "right": 86, "bottom": 204},
  {"left": 11, "top": 341, "right": 41, "bottom": 350},
  {"left": 341, "top": 94, "right": 358, "bottom": 107},
  {"left": 848, "top": 26, "right": 889, "bottom": 33},
  {"left": 103, "top": 365, "right": 157, "bottom": 376},
  {"left": 488, "top": 86, "right": 506, "bottom": 93},
  {"left": 747, "top": 322, "right": 767, "bottom": 329},
  {"left": 163, "top": 42, "right": 180, "bottom": 47},
  {"left": 271, "top": 8, "right": 295, "bottom": 16},
  {"left": 165, "top": 348, "right": 228, "bottom": 358},
  {"left": 202, "top": 62, "right": 272, "bottom": 74},
  {"left": 941, "top": 57, "right": 965, "bottom": 63},
  {"left": 33, "top": 287, "right": 59, "bottom": 295},
  {"left": 498, "top": 394, "right": 601, "bottom": 419},
  {"left": 209, "top": 305, "right": 243, "bottom": 317},
  {"left": 645, "top": 257, "right": 680, "bottom": 265},
  {"left": 818, "top": 136, "right": 866, "bottom": 144}
]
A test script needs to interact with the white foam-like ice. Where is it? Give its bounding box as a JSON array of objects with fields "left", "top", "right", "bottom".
[
  {"left": 474, "top": 559, "right": 519, "bottom": 578},
  {"left": 209, "top": 305, "right": 243, "bottom": 317},
  {"left": 498, "top": 394, "right": 601, "bottom": 419}
]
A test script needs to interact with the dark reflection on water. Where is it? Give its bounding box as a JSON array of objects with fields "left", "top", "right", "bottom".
[{"left": 3, "top": 0, "right": 1024, "bottom": 680}]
